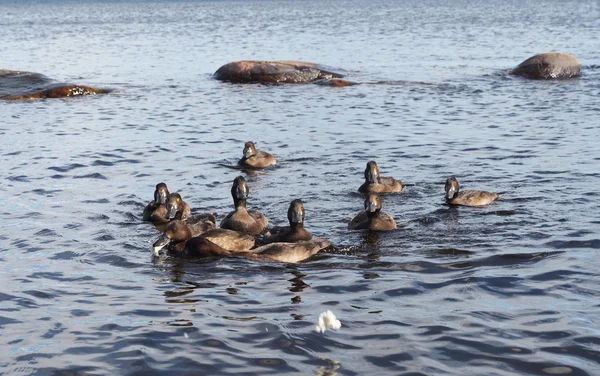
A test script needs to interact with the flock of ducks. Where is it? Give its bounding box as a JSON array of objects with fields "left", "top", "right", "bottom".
[{"left": 144, "top": 142, "right": 501, "bottom": 263}]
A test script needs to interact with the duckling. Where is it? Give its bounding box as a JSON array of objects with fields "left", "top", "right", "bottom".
[
  {"left": 445, "top": 176, "right": 500, "bottom": 207},
  {"left": 358, "top": 161, "right": 403, "bottom": 194},
  {"left": 142, "top": 183, "right": 170, "bottom": 223},
  {"left": 348, "top": 193, "right": 397, "bottom": 230},
  {"left": 220, "top": 176, "right": 268, "bottom": 235},
  {"left": 263, "top": 199, "right": 312, "bottom": 243},
  {"left": 238, "top": 141, "right": 277, "bottom": 168},
  {"left": 153, "top": 220, "right": 255, "bottom": 257}
]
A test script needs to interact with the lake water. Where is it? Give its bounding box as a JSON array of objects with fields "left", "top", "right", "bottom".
[{"left": 1, "top": 0, "right": 600, "bottom": 374}]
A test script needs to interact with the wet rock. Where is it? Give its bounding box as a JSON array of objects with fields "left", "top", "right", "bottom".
[
  {"left": 313, "top": 78, "right": 358, "bottom": 87},
  {"left": 0, "top": 69, "right": 109, "bottom": 100},
  {"left": 510, "top": 53, "right": 581, "bottom": 79},
  {"left": 214, "top": 60, "right": 344, "bottom": 84}
]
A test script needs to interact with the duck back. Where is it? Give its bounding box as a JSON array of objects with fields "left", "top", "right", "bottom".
[
  {"left": 201, "top": 228, "right": 255, "bottom": 251},
  {"left": 244, "top": 239, "right": 331, "bottom": 263},
  {"left": 450, "top": 190, "right": 500, "bottom": 207},
  {"left": 221, "top": 207, "right": 268, "bottom": 235}
]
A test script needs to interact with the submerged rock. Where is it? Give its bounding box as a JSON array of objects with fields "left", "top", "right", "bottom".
[
  {"left": 510, "top": 53, "right": 581, "bottom": 79},
  {"left": 0, "top": 69, "right": 110, "bottom": 100},
  {"left": 214, "top": 60, "right": 345, "bottom": 84}
]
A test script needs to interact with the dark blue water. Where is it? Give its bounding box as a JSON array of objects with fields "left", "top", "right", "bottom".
[{"left": 1, "top": 0, "right": 600, "bottom": 374}]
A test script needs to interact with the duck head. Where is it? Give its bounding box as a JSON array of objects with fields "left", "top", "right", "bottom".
[
  {"left": 154, "top": 182, "right": 169, "bottom": 204},
  {"left": 166, "top": 192, "right": 185, "bottom": 219},
  {"left": 364, "top": 161, "right": 380, "bottom": 184},
  {"left": 287, "top": 199, "right": 305, "bottom": 226},
  {"left": 364, "top": 193, "right": 382, "bottom": 214},
  {"left": 243, "top": 141, "right": 257, "bottom": 159},
  {"left": 231, "top": 176, "right": 249, "bottom": 204},
  {"left": 445, "top": 177, "right": 460, "bottom": 200},
  {"left": 152, "top": 220, "right": 191, "bottom": 255}
]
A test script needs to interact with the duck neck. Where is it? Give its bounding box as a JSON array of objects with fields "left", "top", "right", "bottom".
[
  {"left": 286, "top": 222, "right": 312, "bottom": 241},
  {"left": 367, "top": 210, "right": 380, "bottom": 219},
  {"left": 234, "top": 198, "right": 248, "bottom": 211},
  {"left": 289, "top": 222, "right": 306, "bottom": 233}
]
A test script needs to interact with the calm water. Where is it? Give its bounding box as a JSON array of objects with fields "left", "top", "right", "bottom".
[{"left": 1, "top": 0, "right": 600, "bottom": 374}]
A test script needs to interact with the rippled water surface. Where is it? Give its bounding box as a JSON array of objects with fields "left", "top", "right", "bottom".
[{"left": 1, "top": 0, "right": 600, "bottom": 374}]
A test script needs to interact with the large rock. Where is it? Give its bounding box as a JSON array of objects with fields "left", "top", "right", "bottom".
[
  {"left": 0, "top": 69, "right": 109, "bottom": 100},
  {"left": 510, "top": 53, "right": 581, "bottom": 79},
  {"left": 214, "top": 60, "right": 344, "bottom": 84}
]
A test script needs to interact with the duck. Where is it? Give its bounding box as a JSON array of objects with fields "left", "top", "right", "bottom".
[
  {"left": 262, "top": 199, "right": 312, "bottom": 243},
  {"left": 348, "top": 193, "right": 397, "bottom": 230},
  {"left": 240, "top": 238, "right": 331, "bottom": 263},
  {"left": 358, "top": 161, "right": 403, "bottom": 193},
  {"left": 238, "top": 141, "right": 277, "bottom": 168},
  {"left": 165, "top": 193, "right": 192, "bottom": 221},
  {"left": 169, "top": 236, "right": 331, "bottom": 263},
  {"left": 170, "top": 209, "right": 216, "bottom": 234},
  {"left": 169, "top": 194, "right": 217, "bottom": 225},
  {"left": 153, "top": 219, "right": 255, "bottom": 257},
  {"left": 220, "top": 176, "right": 269, "bottom": 235},
  {"left": 142, "top": 183, "right": 170, "bottom": 223},
  {"left": 445, "top": 176, "right": 501, "bottom": 207}
]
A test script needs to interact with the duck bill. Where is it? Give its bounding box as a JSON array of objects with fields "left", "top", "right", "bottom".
[
  {"left": 236, "top": 185, "right": 248, "bottom": 199},
  {"left": 166, "top": 205, "right": 177, "bottom": 219},
  {"left": 445, "top": 187, "right": 456, "bottom": 199},
  {"left": 366, "top": 201, "right": 377, "bottom": 213},
  {"left": 153, "top": 234, "right": 171, "bottom": 256},
  {"left": 290, "top": 210, "right": 304, "bottom": 224},
  {"left": 366, "top": 170, "right": 378, "bottom": 183},
  {"left": 156, "top": 190, "right": 168, "bottom": 204},
  {"left": 244, "top": 150, "right": 253, "bottom": 158}
]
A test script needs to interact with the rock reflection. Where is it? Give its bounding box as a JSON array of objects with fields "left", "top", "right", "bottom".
[{"left": 363, "top": 272, "right": 380, "bottom": 280}]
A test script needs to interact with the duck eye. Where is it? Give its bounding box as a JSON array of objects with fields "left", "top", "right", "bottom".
[{"left": 176, "top": 198, "right": 180, "bottom": 202}]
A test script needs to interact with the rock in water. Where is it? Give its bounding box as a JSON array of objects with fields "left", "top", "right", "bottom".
[
  {"left": 0, "top": 69, "right": 109, "bottom": 100},
  {"left": 214, "top": 60, "right": 344, "bottom": 84},
  {"left": 510, "top": 53, "right": 581, "bottom": 79}
]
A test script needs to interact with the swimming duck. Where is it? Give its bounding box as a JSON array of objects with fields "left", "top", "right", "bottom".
[
  {"left": 358, "top": 161, "right": 403, "bottom": 193},
  {"left": 220, "top": 176, "right": 269, "bottom": 235},
  {"left": 238, "top": 141, "right": 277, "bottom": 168},
  {"left": 142, "top": 183, "right": 170, "bottom": 223},
  {"left": 445, "top": 176, "right": 500, "bottom": 207},
  {"left": 240, "top": 238, "right": 331, "bottom": 263},
  {"left": 348, "top": 193, "right": 397, "bottom": 230},
  {"left": 170, "top": 197, "right": 217, "bottom": 225},
  {"left": 153, "top": 220, "right": 255, "bottom": 257},
  {"left": 263, "top": 199, "right": 312, "bottom": 243},
  {"left": 170, "top": 236, "right": 331, "bottom": 263}
]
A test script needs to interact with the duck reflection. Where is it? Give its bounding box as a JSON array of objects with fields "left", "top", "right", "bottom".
[
  {"left": 314, "top": 358, "right": 341, "bottom": 376},
  {"left": 361, "top": 231, "right": 382, "bottom": 261},
  {"left": 288, "top": 269, "right": 309, "bottom": 293},
  {"left": 435, "top": 205, "right": 462, "bottom": 231}
]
